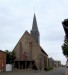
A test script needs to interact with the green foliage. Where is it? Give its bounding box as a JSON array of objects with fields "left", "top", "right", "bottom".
[
  {"left": 5, "top": 50, "right": 16, "bottom": 64},
  {"left": 44, "top": 66, "right": 53, "bottom": 71},
  {"left": 62, "top": 37, "right": 68, "bottom": 57}
]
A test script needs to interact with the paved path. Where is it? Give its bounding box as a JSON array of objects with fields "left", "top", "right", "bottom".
[{"left": 0, "top": 67, "right": 65, "bottom": 75}]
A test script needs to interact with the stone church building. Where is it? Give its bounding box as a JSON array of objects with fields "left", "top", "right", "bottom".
[{"left": 13, "top": 14, "right": 48, "bottom": 70}]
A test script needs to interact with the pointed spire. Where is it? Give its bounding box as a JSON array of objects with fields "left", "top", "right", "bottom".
[
  {"left": 32, "top": 14, "right": 39, "bottom": 31},
  {"left": 30, "top": 14, "right": 40, "bottom": 44}
]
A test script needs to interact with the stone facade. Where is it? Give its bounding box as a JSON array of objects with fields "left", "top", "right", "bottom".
[
  {"left": 48, "top": 57, "right": 54, "bottom": 68},
  {"left": 54, "top": 60, "right": 61, "bottom": 67},
  {"left": 13, "top": 14, "right": 48, "bottom": 70},
  {"left": 0, "top": 50, "right": 6, "bottom": 72},
  {"left": 48, "top": 57, "right": 61, "bottom": 68},
  {"left": 13, "top": 31, "right": 48, "bottom": 70}
]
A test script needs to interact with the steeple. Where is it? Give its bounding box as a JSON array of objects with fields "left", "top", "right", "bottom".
[
  {"left": 31, "top": 14, "right": 40, "bottom": 44},
  {"left": 32, "top": 14, "right": 39, "bottom": 31}
]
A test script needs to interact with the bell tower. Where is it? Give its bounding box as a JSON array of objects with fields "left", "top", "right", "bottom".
[{"left": 30, "top": 14, "right": 40, "bottom": 44}]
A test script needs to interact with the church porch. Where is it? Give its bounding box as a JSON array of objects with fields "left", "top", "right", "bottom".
[{"left": 13, "top": 61, "right": 38, "bottom": 70}]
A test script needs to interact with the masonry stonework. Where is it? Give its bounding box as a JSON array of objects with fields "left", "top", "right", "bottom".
[{"left": 13, "top": 14, "right": 48, "bottom": 70}]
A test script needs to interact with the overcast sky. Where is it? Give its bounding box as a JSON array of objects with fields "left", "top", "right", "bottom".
[{"left": 0, "top": 0, "right": 68, "bottom": 65}]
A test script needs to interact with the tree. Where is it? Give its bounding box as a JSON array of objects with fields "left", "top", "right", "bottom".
[
  {"left": 62, "top": 36, "right": 68, "bottom": 58},
  {"left": 5, "top": 50, "right": 16, "bottom": 64}
]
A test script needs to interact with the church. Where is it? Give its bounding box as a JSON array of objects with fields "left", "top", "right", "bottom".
[{"left": 13, "top": 14, "right": 48, "bottom": 70}]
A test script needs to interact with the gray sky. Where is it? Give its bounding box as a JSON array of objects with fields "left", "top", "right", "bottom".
[{"left": 0, "top": 0, "right": 68, "bottom": 64}]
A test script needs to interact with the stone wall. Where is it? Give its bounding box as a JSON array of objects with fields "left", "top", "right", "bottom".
[{"left": 13, "top": 31, "right": 48, "bottom": 70}]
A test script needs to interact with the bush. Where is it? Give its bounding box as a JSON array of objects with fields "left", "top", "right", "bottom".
[
  {"left": 44, "top": 66, "right": 53, "bottom": 71},
  {"left": 5, "top": 50, "right": 16, "bottom": 64}
]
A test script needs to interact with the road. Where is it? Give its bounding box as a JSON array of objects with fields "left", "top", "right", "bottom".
[
  {"left": 0, "top": 67, "right": 65, "bottom": 75},
  {"left": 41, "top": 67, "right": 65, "bottom": 75}
]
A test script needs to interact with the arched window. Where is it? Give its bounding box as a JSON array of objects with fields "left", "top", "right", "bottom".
[
  {"left": 29, "top": 42, "right": 32, "bottom": 58},
  {"left": 19, "top": 42, "right": 23, "bottom": 57}
]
